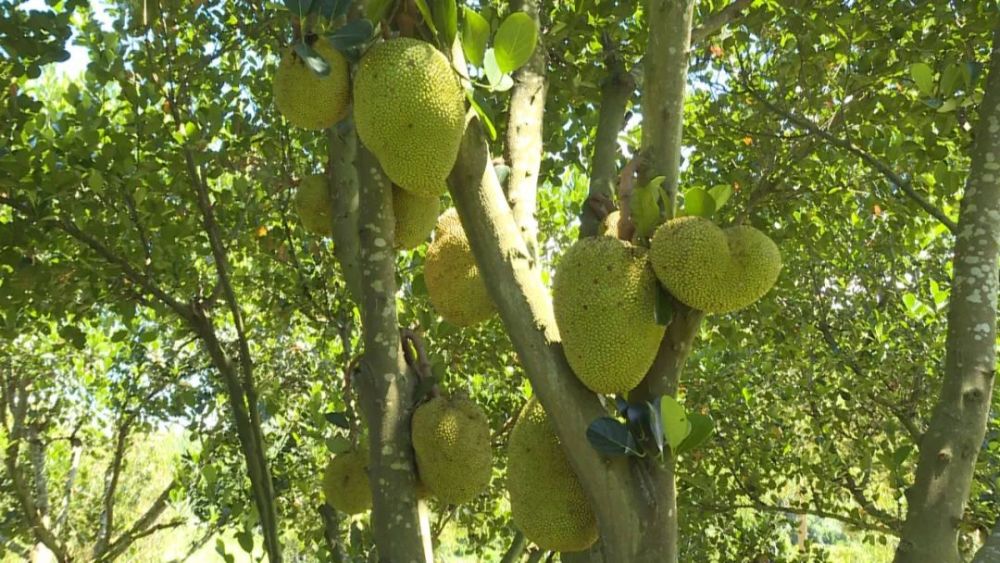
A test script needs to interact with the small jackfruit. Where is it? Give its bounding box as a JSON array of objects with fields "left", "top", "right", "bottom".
[
  {"left": 322, "top": 448, "right": 371, "bottom": 515},
  {"left": 598, "top": 210, "right": 621, "bottom": 238},
  {"left": 424, "top": 209, "right": 495, "bottom": 326},
  {"left": 273, "top": 37, "right": 350, "bottom": 130},
  {"left": 295, "top": 175, "right": 333, "bottom": 236},
  {"left": 411, "top": 395, "right": 492, "bottom": 504},
  {"left": 649, "top": 216, "right": 781, "bottom": 313},
  {"left": 553, "top": 237, "right": 665, "bottom": 394},
  {"left": 353, "top": 38, "right": 466, "bottom": 197},
  {"left": 393, "top": 186, "right": 439, "bottom": 250},
  {"left": 507, "top": 398, "right": 597, "bottom": 552}
]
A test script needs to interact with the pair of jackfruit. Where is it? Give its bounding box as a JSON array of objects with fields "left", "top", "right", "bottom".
[
  {"left": 554, "top": 216, "right": 782, "bottom": 394},
  {"left": 322, "top": 395, "right": 493, "bottom": 514},
  {"left": 294, "top": 174, "right": 439, "bottom": 250},
  {"left": 274, "top": 37, "right": 464, "bottom": 195}
]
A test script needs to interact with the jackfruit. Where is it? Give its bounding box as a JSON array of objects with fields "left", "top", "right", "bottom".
[
  {"left": 649, "top": 216, "right": 781, "bottom": 313},
  {"left": 322, "top": 447, "right": 371, "bottom": 515},
  {"left": 353, "top": 38, "right": 466, "bottom": 197},
  {"left": 599, "top": 211, "right": 621, "bottom": 237},
  {"left": 273, "top": 37, "right": 350, "bottom": 130},
  {"left": 295, "top": 175, "right": 333, "bottom": 236},
  {"left": 411, "top": 395, "right": 492, "bottom": 504},
  {"left": 553, "top": 237, "right": 665, "bottom": 394},
  {"left": 393, "top": 186, "right": 439, "bottom": 250},
  {"left": 507, "top": 398, "right": 597, "bottom": 552},
  {"left": 424, "top": 209, "right": 495, "bottom": 326}
]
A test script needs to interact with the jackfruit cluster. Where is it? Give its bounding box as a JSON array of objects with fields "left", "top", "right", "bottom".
[
  {"left": 393, "top": 186, "right": 439, "bottom": 250},
  {"left": 553, "top": 237, "right": 665, "bottom": 394},
  {"left": 295, "top": 175, "right": 333, "bottom": 236},
  {"left": 273, "top": 37, "right": 350, "bottom": 130},
  {"left": 411, "top": 395, "right": 492, "bottom": 504},
  {"left": 649, "top": 216, "right": 781, "bottom": 313},
  {"left": 322, "top": 447, "right": 371, "bottom": 515},
  {"left": 507, "top": 398, "right": 597, "bottom": 552},
  {"left": 353, "top": 38, "right": 466, "bottom": 197},
  {"left": 424, "top": 209, "right": 495, "bottom": 326}
]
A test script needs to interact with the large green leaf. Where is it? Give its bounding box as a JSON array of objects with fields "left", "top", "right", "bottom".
[
  {"left": 493, "top": 11, "right": 537, "bottom": 74},
  {"left": 461, "top": 8, "right": 490, "bottom": 67}
]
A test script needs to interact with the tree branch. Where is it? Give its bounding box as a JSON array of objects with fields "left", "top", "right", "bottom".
[
  {"left": 690, "top": 501, "right": 898, "bottom": 536},
  {"left": 744, "top": 89, "right": 958, "bottom": 234},
  {"left": 100, "top": 481, "right": 180, "bottom": 562},
  {"left": 504, "top": 0, "right": 547, "bottom": 258},
  {"left": 327, "top": 122, "right": 364, "bottom": 304},
  {"left": 973, "top": 518, "right": 1000, "bottom": 563},
  {"left": 691, "top": 0, "right": 752, "bottom": 44},
  {"left": 580, "top": 37, "right": 636, "bottom": 238},
  {"left": 94, "top": 412, "right": 134, "bottom": 557}
]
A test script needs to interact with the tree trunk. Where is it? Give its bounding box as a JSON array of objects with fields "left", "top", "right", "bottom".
[
  {"left": 894, "top": 24, "right": 1000, "bottom": 563},
  {"left": 973, "top": 519, "right": 1000, "bottom": 563},
  {"left": 353, "top": 147, "right": 433, "bottom": 562}
]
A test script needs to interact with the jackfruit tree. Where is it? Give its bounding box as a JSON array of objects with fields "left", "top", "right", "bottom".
[{"left": 2, "top": 1, "right": 999, "bottom": 563}]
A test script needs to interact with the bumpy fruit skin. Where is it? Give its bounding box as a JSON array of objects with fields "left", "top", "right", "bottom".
[
  {"left": 649, "top": 216, "right": 781, "bottom": 313},
  {"left": 424, "top": 209, "right": 495, "bottom": 326},
  {"left": 322, "top": 448, "right": 371, "bottom": 515},
  {"left": 553, "top": 237, "right": 665, "bottom": 394},
  {"left": 273, "top": 37, "right": 350, "bottom": 130},
  {"left": 507, "top": 399, "right": 597, "bottom": 552},
  {"left": 393, "top": 186, "right": 439, "bottom": 250},
  {"left": 295, "top": 175, "right": 333, "bottom": 236},
  {"left": 411, "top": 396, "right": 492, "bottom": 504},
  {"left": 353, "top": 38, "right": 466, "bottom": 197}
]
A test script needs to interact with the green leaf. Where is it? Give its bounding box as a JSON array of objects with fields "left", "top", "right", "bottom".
[
  {"left": 674, "top": 412, "right": 714, "bottom": 456},
  {"left": 365, "top": 0, "right": 393, "bottom": 21},
  {"left": 432, "top": 0, "right": 458, "bottom": 46},
  {"left": 413, "top": 0, "right": 438, "bottom": 36},
  {"left": 466, "top": 90, "right": 497, "bottom": 140},
  {"left": 324, "top": 411, "right": 350, "bottom": 428},
  {"left": 708, "top": 184, "right": 732, "bottom": 210},
  {"left": 325, "top": 435, "right": 352, "bottom": 454},
  {"left": 58, "top": 324, "right": 86, "bottom": 350},
  {"left": 493, "top": 12, "right": 538, "bottom": 74},
  {"left": 940, "top": 64, "right": 963, "bottom": 96},
  {"left": 631, "top": 177, "right": 665, "bottom": 239},
  {"left": 660, "top": 395, "right": 691, "bottom": 451},
  {"left": 326, "top": 19, "right": 373, "bottom": 52},
  {"left": 892, "top": 444, "right": 913, "bottom": 467},
  {"left": 283, "top": 0, "right": 313, "bottom": 17},
  {"left": 586, "top": 417, "right": 641, "bottom": 457},
  {"left": 483, "top": 48, "right": 503, "bottom": 86},
  {"left": 936, "top": 98, "right": 958, "bottom": 113},
  {"left": 461, "top": 8, "right": 490, "bottom": 67},
  {"left": 910, "top": 62, "right": 934, "bottom": 96},
  {"left": 293, "top": 42, "right": 330, "bottom": 76},
  {"left": 236, "top": 529, "right": 254, "bottom": 554},
  {"left": 682, "top": 187, "right": 716, "bottom": 218}
]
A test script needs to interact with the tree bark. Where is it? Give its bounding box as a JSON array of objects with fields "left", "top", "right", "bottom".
[
  {"left": 328, "top": 122, "right": 364, "bottom": 304},
  {"left": 973, "top": 519, "right": 1000, "bottom": 563},
  {"left": 500, "top": 530, "right": 528, "bottom": 563},
  {"left": 894, "top": 25, "right": 1000, "bottom": 563},
  {"left": 353, "top": 147, "right": 433, "bottom": 562},
  {"left": 504, "top": 0, "right": 547, "bottom": 259}
]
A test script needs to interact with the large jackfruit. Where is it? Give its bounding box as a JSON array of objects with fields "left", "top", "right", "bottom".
[
  {"left": 273, "top": 37, "right": 350, "bottom": 130},
  {"left": 411, "top": 395, "right": 492, "bottom": 504},
  {"left": 553, "top": 237, "right": 665, "bottom": 394},
  {"left": 507, "top": 398, "right": 597, "bottom": 552},
  {"left": 353, "top": 38, "right": 466, "bottom": 197},
  {"left": 649, "top": 216, "right": 781, "bottom": 313},
  {"left": 424, "top": 209, "right": 495, "bottom": 326},
  {"left": 393, "top": 186, "right": 439, "bottom": 250},
  {"left": 322, "top": 447, "right": 371, "bottom": 515},
  {"left": 295, "top": 175, "right": 333, "bottom": 236}
]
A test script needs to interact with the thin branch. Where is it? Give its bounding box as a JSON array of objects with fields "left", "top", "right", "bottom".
[
  {"left": 690, "top": 501, "right": 898, "bottom": 536},
  {"left": 691, "top": 0, "right": 753, "bottom": 44},
  {"left": 100, "top": 481, "right": 180, "bottom": 562},
  {"left": 94, "top": 413, "right": 133, "bottom": 557},
  {"left": 744, "top": 88, "right": 958, "bottom": 233}
]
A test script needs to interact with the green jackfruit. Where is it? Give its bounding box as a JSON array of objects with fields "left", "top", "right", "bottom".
[
  {"left": 553, "top": 237, "right": 665, "bottom": 394},
  {"left": 322, "top": 448, "right": 371, "bottom": 515},
  {"left": 424, "top": 209, "right": 495, "bottom": 326},
  {"left": 411, "top": 395, "right": 492, "bottom": 504},
  {"left": 295, "top": 175, "right": 333, "bottom": 236},
  {"left": 273, "top": 37, "right": 350, "bottom": 130},
  {"left": 393, "top": 186, "right": 439, "bottom": 250},
  {"left": 649, "top": 216, "right": 781, "bottom": 313},
  {"left": 353, "top": 38, "right": 466, "bottom": 197},
  {"left": 507, "top": 398, "right": 597, "bottom": 552}
]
